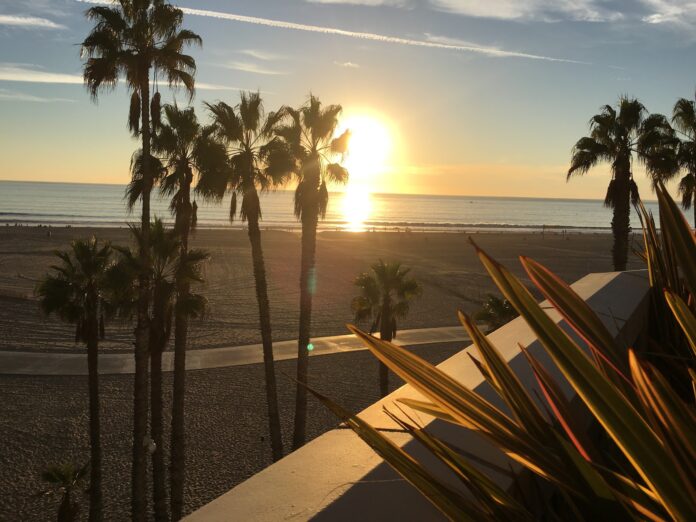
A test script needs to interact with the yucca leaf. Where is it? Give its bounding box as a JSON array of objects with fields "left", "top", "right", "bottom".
[
  {"left": 458, "top": 311, "right": 549, "bottom": 442},
  {"left": 471, "top": 242, "right": 696, "bottom": 521},
  {"left": 519, "top": 344, "right": 598, "bottom": 463},
  {"left": 520, "top": 257, "right": 632, "bottom": 387},
  {"left": 397, "top": 398, "right": 461, "bottom": 426},
  {"left": 304, "top": 385, "right": 484, "bottom": 520},
  {"left": 656, "top": 183, "right": 696, "bottom": 297},
  {"left": 664, "top": 290, "right": 696, "bottom": 356},
  {"left": 630, "top": 351, "right": 696, "bottom": 480}
]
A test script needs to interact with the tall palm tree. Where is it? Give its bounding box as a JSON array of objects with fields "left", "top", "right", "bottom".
[
  {"left": 568, "top": 97, "right": 676, "bottom": 270},
  {"left": 202, "top": 93, "right": 294, "bottom": 462},
  {"left": 672, "top": 95, "right": 696, "bottom": 227},
  {"left": 81, "top": 2, "right": 201, "bottom": 517},
  {"left": 351, "top": 260, "right": 422, "bottom": 397},
  {"left": 150, "top": 104, "right": 225, "bottom": 520},
  {"left": 277, "top": 95, "right": 350, "bottom": 449},
  {"left": 37, "top": 238, "right": 113, "bottom": 522}
]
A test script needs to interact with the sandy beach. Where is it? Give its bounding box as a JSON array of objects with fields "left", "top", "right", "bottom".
[{"left": 0, "top": 227, "right": 646, "bottom": 519}]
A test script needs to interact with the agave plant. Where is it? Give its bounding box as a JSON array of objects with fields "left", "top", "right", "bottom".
[{"left": 313, "top": 185, "right": 696, "bottom": 521}]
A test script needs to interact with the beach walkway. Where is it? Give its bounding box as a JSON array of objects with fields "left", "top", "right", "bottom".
[{"left": 0, "top": 326, "right": 469, "bottom": 376}]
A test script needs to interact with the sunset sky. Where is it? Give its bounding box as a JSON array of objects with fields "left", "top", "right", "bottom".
[{"left": 2, "top": 0, "right": 696, "bottom": 199}]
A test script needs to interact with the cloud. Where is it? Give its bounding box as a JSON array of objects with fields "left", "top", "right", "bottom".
[
  {"left": 0, "top": 63, "right": 244, "bottom": 91},
  {"left": 238, "top": 49, "right": 284, "bottom": 61},
  {"left": 640, "top": 0, "right": 696, "bottom": 25},
  {"left": 0, "top": 88, "right": 75, "bottom": 103},
  {"left": 307, "top": 0, "right": 408, "bottom": 5},
  {"left": 429, "top": 0, "right": 623, "bottom": 22},
  {"left": 0, "top": 14, "right": 66, "bottom": 29},
  {"left": 334, "top": 61, "right": 360, "bottom": 68},
  {"left": 221, "top": 61, "right": 287, "bottom": 75}
]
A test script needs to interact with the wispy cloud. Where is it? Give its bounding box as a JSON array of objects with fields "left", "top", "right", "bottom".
[
  {"left": 0, "top": 88, "right": 75, "bottom": 103},
  {"left": 0, "top": 63, "right": 245, "bottom": 91},
  {"left": 75, "top": 2, "right": 581, "bottom": 64},
  {"left": 429, "top": 1, "right": 624, "bottom": 22},
  {"left": 238, "top": 49, "right": 284, "bottom": 61},
  {"left": 0, "top": 14, "right": 66, "bottom": 29},
  {"left": 221, "top": 61, "right": 287, "bottom": 75},
  {"left": 0, "top": 64, "right": 82, "bottom": 84},
  {"left": 334, "top": 61, "right": 360, "bottom": 68}
]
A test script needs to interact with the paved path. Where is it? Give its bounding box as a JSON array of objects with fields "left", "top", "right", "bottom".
[{"left": 0, "top": 326, "right": 469, "bottom": 376}]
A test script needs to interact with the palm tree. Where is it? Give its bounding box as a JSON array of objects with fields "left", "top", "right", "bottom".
[
  {"left": 568, "top": 97, "right": 676, "bottom": 270},
  {"left": 672, "top": 95, "right": 696, "bottom": 227},
  {"left": 351, "top": 260, "right": 422, "bottom": 397},
  {"left": 276, "top": 95, "right": 350, "bottom": 449},
  {"left": 202, "top": 92, "right": 294, "bottom": 461},
  {"left": 474, "top": 294, "right": 517, "bottom": 330},
  {"left": 37, "top": 462, "right": 89, "bottom": 522},
  {"left": 150, "top": 104, "right": 225, "bottom": 520},
  {"left": 80, "top": 2, "right": 201, "bottom": 517},
  {"left": 37, "top": 239, "right": 113, "bottom": 522}
]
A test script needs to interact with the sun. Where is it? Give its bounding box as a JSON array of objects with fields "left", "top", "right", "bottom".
[{"left": 335, "top": 114, "right": 392, "bottom": 231}]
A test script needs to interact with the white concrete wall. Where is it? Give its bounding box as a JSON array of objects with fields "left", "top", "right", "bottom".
[{"left": 186, "top": 270, "right": 650, "bottom": 522}]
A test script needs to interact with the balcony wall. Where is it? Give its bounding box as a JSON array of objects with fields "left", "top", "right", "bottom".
[{"left": 186, "top": 270, "right": 650, "bottom": 521}]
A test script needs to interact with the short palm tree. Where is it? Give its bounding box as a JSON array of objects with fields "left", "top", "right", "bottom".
[
  {"left": 80, "top": 2, "right": 201, "bottom": 516},
  {"left": 37, "top": 238, "right": 113, "bottom": 522},
  {"left": 202, "top": 92, "right": 294, "bottom": 461},
  {"left": 568, "top": 97, "right": 676, "bottom": 270},
  {"left": 672, "top": 95, "right": 696, "bottom": 227},
  {"left": 277, "top": 95, "right": 350, "bottom": 448},
  {"left": 150, "top": 104, "right": 224, "bottom": 520},
  {"left": 474, "top": 294, "right": 518, "bottom": 330},
  {"left": 37, "top": 462, "right": 89, "bottom": 522},
  {"left": 351, "top": 260, "right": 421, "bottom": 397}
]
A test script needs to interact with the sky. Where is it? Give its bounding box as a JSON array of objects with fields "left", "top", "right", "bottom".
[{"left": 1, "top": 0, "right": 696, "bottom": 199}]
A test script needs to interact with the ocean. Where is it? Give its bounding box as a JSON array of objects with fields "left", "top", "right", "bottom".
[{"left": 0, "top": 180, "right": 660, "bottom": 232}]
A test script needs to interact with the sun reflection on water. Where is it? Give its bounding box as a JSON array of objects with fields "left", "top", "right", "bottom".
[{"left": 341, "top": 186, "right": 372, "bottom": 232}]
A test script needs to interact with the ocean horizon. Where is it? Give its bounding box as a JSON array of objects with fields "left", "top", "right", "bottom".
[{"left": 0, "top": 179, "right": 660, "bottom": 232}]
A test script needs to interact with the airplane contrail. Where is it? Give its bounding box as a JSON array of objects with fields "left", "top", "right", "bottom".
[{"left": 76, "top": 0, "right": 586, "bottom": 64}]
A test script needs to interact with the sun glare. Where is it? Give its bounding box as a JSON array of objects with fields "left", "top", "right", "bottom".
[{"left": 336, "top": 114, "right": 392, "bottom": 231}]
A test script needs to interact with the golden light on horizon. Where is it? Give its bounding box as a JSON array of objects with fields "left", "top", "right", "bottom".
[{"left": 337, "top": 114, "right": 392, "bottom": 231}]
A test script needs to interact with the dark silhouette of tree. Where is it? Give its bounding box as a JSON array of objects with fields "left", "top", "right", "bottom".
[
  {"left": 37, "top": 239, "right": 113, "bottom": 521},
  {"left": 150, "top": 104, "right": 224, "bottom": 520},
  {"left": 201, "top": 92, "right": 294, "bottom": 461},
  {"left": 276, "top": 95, "right": 350, "bottom": 449},
  {"left": 568, "top": 97, "right": 676, "bottom": 270},
  {"left": 474, "top": 294, "right": 517, "bottom": 330},
  {"left": 80, "top": 2, "right": 201, "bottom": 518},
  {"left": 36, "top": 462, "right": 89, "bottom": 522},
  {"left": 672, "top": 94, "right": 696, "bottom": 227},
  {"left": 351, "top": 260, "right": 421, "bottom": 396}
]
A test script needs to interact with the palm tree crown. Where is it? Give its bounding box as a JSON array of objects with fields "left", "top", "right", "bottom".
[
  {"left": 672, "top": 95, "right": 696, "bottom": 225},
  {"left": 351, "top": 260, "right": 422, "bottom": 337},
  {"left": 81, "top": 0, "right": 201, "bottom": 107},
  {"left": 201, "top": 92, "right": 295, "bottom": 220},
  {"left": 277, "top": 95, "right": 350, "bottom": 220},
  {"left": 37, "top": 237, "right": 114, "bottom": 341},
  {"left": 568, "top": 97, "right": 675, "bottom": 206}
]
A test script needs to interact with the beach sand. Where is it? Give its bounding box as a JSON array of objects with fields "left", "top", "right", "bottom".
[
  {"left": 0, "top": 227, "right": 646, "bottom": 519},
  {"left": 0, "top": 226, "right": 644, "bottom": 353}
]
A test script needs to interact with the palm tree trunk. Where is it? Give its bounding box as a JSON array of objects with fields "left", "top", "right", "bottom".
[
  {"left": 170, "top": 185, "right": 191, "bottom": 521},
  {"left": 292, "top": 208, "right": 319, "bottom": 450},
  {"left": 248, "top": 209, "right": 284, "bottom": 461},
  {"left": 132, "top": 72, "right": 152, "bottom": 522},
  {"left": 86, "top": 303, "right": 102, "bottom": 522},
  {"left": 150, "top": 331, "right": 168, "bottom": 521},
  {"left": 378, "top": 304, "right": 392, "bottom": 398},
  {"left": 611, "top": 175, "right": 631, "bottom": 271}
]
